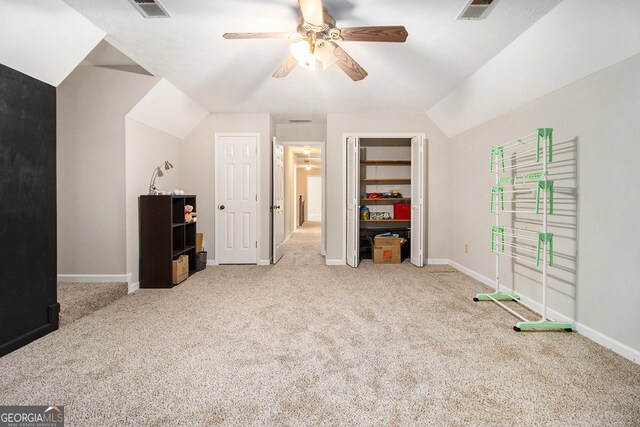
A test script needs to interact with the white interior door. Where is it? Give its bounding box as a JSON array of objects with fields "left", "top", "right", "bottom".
[
  {"left": 216, "top": 135, "right": 258, "bottom": 264},
  {"left": 272, "top": 137, "right": 285, "bottom": 264},
  {"left": 307, "top": 176, "right": 322, "bottom": 221},
  {"left": 346, "top": 136, "right": 359, "bottom": 267},
  {"left": 410, "top": 136, "right": 425, "bottom": 267}
]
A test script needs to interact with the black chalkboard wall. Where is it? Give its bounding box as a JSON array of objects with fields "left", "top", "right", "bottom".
[{"left": 0, "top": 63, "right": 58, "bottom": 356}]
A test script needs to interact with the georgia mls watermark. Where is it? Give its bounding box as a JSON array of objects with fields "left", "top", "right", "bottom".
[{"left": 0, "top": 406, "right": 64, "bottom": 427}]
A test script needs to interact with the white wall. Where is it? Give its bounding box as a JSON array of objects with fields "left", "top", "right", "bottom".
[
  {"left": 448, "top": 54, "right": 640, "bottom": 359},
  {"left": 127, "top": 78, "right": 209, "bottom": 139},
  {"left": 428, "top": 0, "right": 640, "bottom": 137},
  {"left": 0, "top": 0, "right": 104, "bottom": 86},
  {"left": 57, "top": 65, "right": 159, "bottom": 276},
  {"left": 306, "top": 175, "right": 322, "bottom": 221},
  {"left": 125, "top": 118, "right": 184, "bottom": 286},
  {"left": 182, "top": 113, "right": 273, "bottom": 263},
  {"left": 276, "top": 123, "right": 326, "bottom": 142},
  {"left": 297, "top": 168, "right": 322, "bottom": 222},
  {"left": 325, "top": 113, "right": 450, "bottom": 264}
]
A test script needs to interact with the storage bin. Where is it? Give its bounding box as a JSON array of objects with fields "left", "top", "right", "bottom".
[{"left": 393, "top": 203, "right": 411, "bottom": 220}]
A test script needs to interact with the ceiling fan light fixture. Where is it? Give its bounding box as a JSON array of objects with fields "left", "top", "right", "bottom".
[
  {"left": 290, "top": 41, "right": 316, "bottom": 70},
  {"left": 314, "top": 41, "right": 338, "bottom": 70}
]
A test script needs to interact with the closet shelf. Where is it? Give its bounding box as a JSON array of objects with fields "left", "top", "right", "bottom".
[
  {"left": 361, "top": 219, "right": 410, "bottom": 223},
  {"left": 361, "top": 160, "right": 411, "bottom": 165},
  {"left": 361, "top": 178, "right": 411, "bottom": 183},
  {"left": 360, "top": 198, "right": 410, "bottom": 202}
]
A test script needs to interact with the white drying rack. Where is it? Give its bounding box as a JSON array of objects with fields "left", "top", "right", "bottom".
[{"left": 474, "top": 128, "right": 573, "bottom": 332}]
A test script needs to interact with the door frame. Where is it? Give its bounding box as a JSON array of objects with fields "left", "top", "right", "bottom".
[
  {"left": 272, "top": 137, "right": 285, "bottom": 264},
  {"left": 342, "top": 132, "right": 427, "bottom": 265},
  {"left": 274, "top": 140, "right": 325, "bottom": 256},
  {"left": 213, "top": 132, "right": 261, "bottom": 265}
]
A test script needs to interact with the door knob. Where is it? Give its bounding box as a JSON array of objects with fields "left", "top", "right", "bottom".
[{"left": 219, "top": 205, "right": 225, "bottom": 210}]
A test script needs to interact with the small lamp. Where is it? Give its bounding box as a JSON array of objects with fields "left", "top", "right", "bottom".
[{"left": 148, "top": 160, "right": 174, "bottom": 195}]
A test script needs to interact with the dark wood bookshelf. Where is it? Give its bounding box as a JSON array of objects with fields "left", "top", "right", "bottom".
[{"left": 139, "top": 195, "right": 197, "bottom": 288}]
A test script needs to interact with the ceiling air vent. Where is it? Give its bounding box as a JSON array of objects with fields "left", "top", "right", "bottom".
[
  {"left": 128, "top": 0, "right": 171, "bottom": 18},
  {"left": 457, "top": 0, "right": 498, "bottom": 20},
  {"left": 289, "top": 119, "right": 313, "bottom": 124}
]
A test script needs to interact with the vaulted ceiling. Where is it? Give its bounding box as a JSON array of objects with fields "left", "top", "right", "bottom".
[{"left": 62, "top": 0, "right": 562, "bottom": 119}]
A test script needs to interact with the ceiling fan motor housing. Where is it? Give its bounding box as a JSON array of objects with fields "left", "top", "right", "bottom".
[{"left": 297, "top": 8, "right": 336, "bottom": 37}]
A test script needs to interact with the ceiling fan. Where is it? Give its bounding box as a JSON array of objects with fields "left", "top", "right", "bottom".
[{"left": 223, "top": 0, "right": 408, "bottom": 81}]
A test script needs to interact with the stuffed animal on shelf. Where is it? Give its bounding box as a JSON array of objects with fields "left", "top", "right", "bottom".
[{"left": 185, "top": 205, "right": 198, "bottom": 223}]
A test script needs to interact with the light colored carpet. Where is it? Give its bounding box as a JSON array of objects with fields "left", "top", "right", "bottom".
[
  {"left": 57, "top": 282, "right": 128, "bottom": 326},
  {"left": 1, "top": 222, "right": 639, "bottom": 426}
]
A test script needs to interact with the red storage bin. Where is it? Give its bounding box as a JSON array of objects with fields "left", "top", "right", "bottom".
[{"left": 393, "top": 203, "right": 411, "bottom": 220}]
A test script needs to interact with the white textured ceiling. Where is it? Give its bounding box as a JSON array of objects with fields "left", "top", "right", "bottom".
[{"left": 62, "top": 0, "right": 561, "bottom": 117}]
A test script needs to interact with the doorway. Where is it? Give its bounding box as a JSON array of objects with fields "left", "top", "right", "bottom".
[
  {"left": 272, "top": 141, "right": 323, "bottom": 263},
  {"left": 344, "top": 133, "right": 425, "bottom": 267}
]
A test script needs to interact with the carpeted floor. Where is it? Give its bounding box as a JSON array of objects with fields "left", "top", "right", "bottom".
[
  {"left": 58, "top": 282, "right": 128, "bottom": 326},
  {"left": 1, "top": 222, "right": 639, "bottom": 426}
]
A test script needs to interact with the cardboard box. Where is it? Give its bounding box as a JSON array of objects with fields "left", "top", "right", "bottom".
[
  {"left": 172, "top": 255, "right": 189, "bottom": 284},
  {"left": 196, "top": 233, "right": 204, "bottom": 253},
  {"left": 369, "top": 236, "right": 408, "bottom": 264}
]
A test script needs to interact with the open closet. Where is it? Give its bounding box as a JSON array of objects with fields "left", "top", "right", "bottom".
[{"left": 346, "top": 135, "right": 425, "bottom": 267}]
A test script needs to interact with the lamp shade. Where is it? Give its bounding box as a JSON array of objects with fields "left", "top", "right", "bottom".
[
  {"left": 290, "top": 41, "right": 316, "bottom": 70},
  {"left": 314, "top": 41, "right": 338, "bottom": 70}
]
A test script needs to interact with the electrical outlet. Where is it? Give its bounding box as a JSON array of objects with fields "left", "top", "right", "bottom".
[{"left": 465, "top": 244, "right": 469, "bottom": 254}]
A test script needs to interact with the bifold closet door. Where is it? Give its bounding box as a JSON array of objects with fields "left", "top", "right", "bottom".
[
  {"left": 411, "top": 136, "right": 425, "bottom": 267},
  {"left": 346, "top": 136, "right": 359, "bottom": 267}
]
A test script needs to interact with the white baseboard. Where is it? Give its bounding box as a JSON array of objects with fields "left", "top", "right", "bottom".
[
  {"left": 326, "top": 259, "right": 346, "bottom": 266},
  {"left": 257, "top": 259, "right": 271, "bottom": 266},
  {"left": 128, "top": 281, "right": 139, "bottom": 294},
  {"left": 57, "top": 274, "right": 129, "bottom": 283},
  {"left": 574, "top": 321, "right": 640, "bottom": 364},
  {"left": 427, "top": 259, "right": 449, "bottom": 265},
  {"left": 207, "top": 259, "right": 218, "bottom": 266},
  {"left": 308, "top": 215, "right": 321, "bottom": 221},
  {"left": 448, "top": 259, "right": 639, "bottom": 365}
]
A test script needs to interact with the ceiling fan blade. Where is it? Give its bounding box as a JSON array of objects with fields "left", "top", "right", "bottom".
[
  {"left": 297, "top": 0, "right": 325, "bottom": 27},
  {"left": 223, "top": 32, "right": 300, "bottom": 40},
  {"left": 330, "top": 42, "right": 368, "bottom": 81},
  {"left": 272, "top": 55, "right": 299, "bottom": 78},
  {"left": 337, "top": 26, "right": 408, "bottom": 42}
]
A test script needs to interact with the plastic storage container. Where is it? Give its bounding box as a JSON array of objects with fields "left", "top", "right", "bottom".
[{"left": 393, "top": 203, "right": 411, "bottom": 220}]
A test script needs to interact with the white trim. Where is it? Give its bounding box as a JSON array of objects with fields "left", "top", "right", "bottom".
[
  {"left": 427, "top": 259, "right": 449, "bottom": 265},
  {"left": 326, "top": 259, "right": 346, "bottom": 266},
  {"left": 448, "top": 259, "right": 640, "bottom": 365},
  {"left": 214, "top": 133, "right": 261, "bottom": 265},
  {"left": 447, "top": 260, "right": 573, "bottom": 325},
  {"left": 341, "top": 132, "right": 427, "bottom": 264},
  {"left": 128, "top": 281, "right": 140, "bottom": 294},
  {"left": 257, "top": 259, "right": 271, "bottom": 266},
  {"left": 206, "top": 260, "right": 218, "bottom": 266},
  {"left": 448, "top": 260, "right": 494, "bottom": 287},
  {"left": 574, "top": 322, "right": 640, "bottom": 364},
  {"left": 57, "top": 274, "right": 129, "bottom": 283}
]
